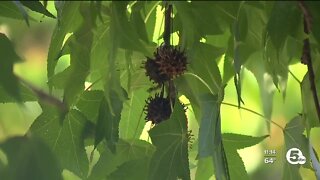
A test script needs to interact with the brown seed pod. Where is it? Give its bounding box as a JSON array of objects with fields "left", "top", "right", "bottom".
[
  {"left": 143, "top": 45, "right": 187, "bottom": 84},
  {"left": 154, "top": 45, "right": 187, "bottom": 80},
  {"left": 144, "top": 93, "right": 171, "bottom": 124},
  {"left": 144, "top": 57, "right": 170, "bottom": 84}
]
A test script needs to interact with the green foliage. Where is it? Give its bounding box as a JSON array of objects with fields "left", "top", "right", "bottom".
[
  {"left": 30, "top": 109, "right": 90, "bottom": 178},
  {"left": 20, "top": 1, "right": 55, "bottom": 19},
  {"left": 0, "top": 2, "right": 27, "bottom": 20},
  {"left": 0, "top": 1, "right": 320, "bottom": 180},
  {"left": 0, "top": 136, "right": 62, "bottom": 180},
  {"left": 89, "top": 140, "right": 155, "bottom": 180},
  {"left": 282, "top": 116, "right": 310, "bottom": 180},
  {"left": 223, "top": 134, "right": 269, "bottom": 179},
  {"left": 0, "top": 33, "right": 22, "bottom": 102},
  {"left": 148, "top": 103, "right": 190, "bottom": 180}
]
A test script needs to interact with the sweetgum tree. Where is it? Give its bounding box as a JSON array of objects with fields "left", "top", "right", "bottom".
[{"left": 0, "top": 1, "right": 320, "bottom": 180}]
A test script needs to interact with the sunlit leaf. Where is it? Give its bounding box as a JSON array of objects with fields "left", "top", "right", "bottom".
[
  {"left": 21, "top": 1, "right": 56, "bottom": 18},
  {"left": 223, "top": 133, "right": 269, "bottom": 150},
  {"left": 223, "top": 133, "right": 268, "bottom": 179},
  {"left": 119, "top": 89, "right": 149, "bottom": 140},
  {"left": 47, "top": 2, "right": 82, "bottom": 90},
  {"left": 0, "top": 136, "right": 62, "bottom": 180},
  {"left": 63, "top": 5, "right": 94, "bottom": 107},
  {"left": 188, "top": 42, "right": 223, "bottom": 95},
  {"left": 301, "top": 73, "right": 320, "bottom": 130}
]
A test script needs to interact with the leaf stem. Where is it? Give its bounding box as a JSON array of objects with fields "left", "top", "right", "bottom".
[
  {"left": 288, "top": 69, "right": 301, "bottom": 84},
  {"left": 85, "top": 76, "right": 103, "bottom": 91},
  {"left": 221, "top": 102, "right": 284, "bottom": 130}
]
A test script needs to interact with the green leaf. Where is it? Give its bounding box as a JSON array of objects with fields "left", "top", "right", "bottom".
[
  {"left": 222, "top": 133, "right": 269, "bottom": 150},
  {"left": 119, "top": 89, "right": 149, "bottom": 139},
  {"left": 0, "top": 83, "right": 36, "bottom": 103},
  {"left": 95, "top": 91, "right": 123, "bottom": 153},
  {"left": 309, "top": 139, "right": 320, "bottom": 179},
  {"left": 224, "top": 149, "right": 247, "bottom": 180},
  {"left": 21, "top": 1, "right": 55, "bottom": 18},
  {"left": 12, "top": 1, "right": 30, "bottom": 26},
  {"left": 188, "top": 42, "right": 223, "bottom": 95},
  {"left": 245, "top": 51, "right": 274, "bottom": 126},
  {"left": 266, "top": 1, "right": 301, "bottom": 51},
  {"left": 111, "top": 1, "right": 149, "bottom": 55},
  {"left": 89, "top": 139, "right": 155, "bottom": 180},
  {"left": 148, "top": 103, "right": 190, "bottom": 180},
  {"left": 108, "top": 157, "right": 150, "bottom": 180},
  {"left": 130, "top": 2, "right": 149, "bottom": 43},
  {"left": 47, "top": 2, "right": 82, "bottom": 90},
  {"left": 222, "top": 133, "right": 268, "bottom": 180},
  {"left": 173, "top": 2, "right": 225, "bottom": 48},
  {"left": 0, "top": 136, "right": 62, "bottom": 180},
  {"left": 301, "top": 73, "right": 320, "bottom": 130},
  {"left": 195, "top": 157, "right": 214, "bottom": 180},
  {"left": 282, "top": 116, "right": 310, "bottom": 179},
  {"left": 0, "top": 2, "right": 25, "bottom": 20},
  {"left": 198, "top": 94, "right": 220, "bottom": 158},
  {"left": 306, "top": 2, "right": 320, "bottom": 45},
  {"left": 76, "top": 90, "right": 104, "bottom": 123},
  {"left": 63, "top": 5, "right": 94, "bottom": 107},
  {"left": 30, "top": 109, "right": 90, "bottom": 178},
  {"left": 197, "top": 94, "right": 229, "bottom": 180},
  {"left": 90, "top": 16, "right": 110, "bottom": 82},
  {"left": 48, "top": 66, "right": 71, "bottom": 90},
  {"left": 143, "top": 2, "right": 158, "bottom": 42},
  {"left": 0, "top": 33, "right": 22, "bottom": 102}
]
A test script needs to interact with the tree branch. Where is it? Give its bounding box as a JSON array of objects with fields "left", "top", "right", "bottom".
[
  {"left": 163, "top": 3, "right": 172, "bottom": 47},
  {"left": 17, "top": 75, "right": 67, "bottom": 113},
  {"left": 298, "top": 1, "right": 320, "bottom": 124}
]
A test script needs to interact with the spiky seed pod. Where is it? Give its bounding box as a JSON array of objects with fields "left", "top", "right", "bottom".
[
  {"left": 144, "top": 94, "right": 171, "bottom": 124},
  {"left": 143, "top": 45, "right": 187, "bottom": 84},
  {"left": 154, "top": 46, "right": 187, "bottom": 80},
  {"left": 144, "top": 57, "right": 170, "bottom": 84}
]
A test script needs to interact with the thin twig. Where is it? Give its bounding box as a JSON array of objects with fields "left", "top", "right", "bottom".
[
  {"left": 17, "top": 75, "right": 67, "bottom": 113},
  {"left": 298, "top": 1, "right": 320, "bottom": 124}
]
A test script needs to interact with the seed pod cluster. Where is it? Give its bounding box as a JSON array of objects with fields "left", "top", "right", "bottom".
[
  {"left": 143, "top": 45, "right": 187, "bottom": 124},
  {"left": 144, "top": 45, "right": 187, "bottom": 84}
]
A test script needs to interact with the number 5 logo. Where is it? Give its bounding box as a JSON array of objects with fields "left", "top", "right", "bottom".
[{"left": 286, "top": 148, "right": 306, "bottom": 165}]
